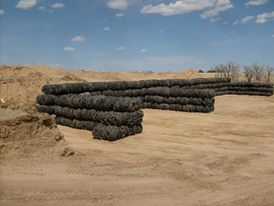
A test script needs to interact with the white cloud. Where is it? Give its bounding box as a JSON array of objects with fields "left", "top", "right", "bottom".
[
  {"left": 0, "top": 9, "right": 5, "bottom": 15},
  {"left": 246, "top": 0, "right": 269, "bottom": 6},
  {"left": 64, "top": 46, "right": 75, "bottom": 52},
  {"left": 233, "top": 16, "right": 255, "bottom": 25},
  {"left": 141, "top": 0, "right": 233, "bottom": 20},
  {"left": 38, "top": 6, "right": 53, "bottom": 13},
  {"left": 141, "top": 1, "right": 211, "bottom": 16},
  {"left": 38, "top": 6, "right": 46, "bottom": 11},
  {"left": 209, "top": 17, "right": 220, "bottom": 23},
  {"left": 223, "top": 21, "right": 229, "bottom": 24},
  {"left": 51, "top": 3, "right": 65, "bottom": 9},
  {"left": 106, "top": 0, "right": 128, "bottom": 10},
  {"left": 141, "top": 49, "right": 147, "bottom": 53},
  {"left": 117, "top": 47, "right": 125, "bottom": 50},
  {"left": 200, "top": 0, "right": 233, "bottom": 20},
  {"left": 16, "top": 0, "right": 37, "bottom": 9},
  {"left": 104, "top": 26, "right": 110, "bottom": 31},
  {"left": 71, "top": 35, "right": 86, "bottom": 43},
  {"left": 256, "top": 11, "right": 274, "bottom": 23},
  {"left": 115, "top": 12, "right": 125, "bottom": 17}
]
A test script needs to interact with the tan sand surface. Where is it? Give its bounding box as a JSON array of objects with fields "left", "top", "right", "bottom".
[{"left": 0, "top": 65, "right": 274, "bottom": 206}]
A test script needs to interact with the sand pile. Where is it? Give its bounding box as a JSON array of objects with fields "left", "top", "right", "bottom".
[
  {"left": 0, "top": 107, "right": 73, "bottom": 158},
  {"left": 0, "top": 65, "right": 86, "bottom": 110}
]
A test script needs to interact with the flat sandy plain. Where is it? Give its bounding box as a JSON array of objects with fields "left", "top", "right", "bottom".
[{"left": 1, "top": 65, "right": 274, "bottom": 206}]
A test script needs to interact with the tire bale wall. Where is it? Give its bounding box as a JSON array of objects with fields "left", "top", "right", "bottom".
[
  {"left": 37, "top": 77, "right": 273, "bottom": 141},
  {"left": 214, "top": 82, "right": 273, "bottom": 96},
  {"left": 88, "top": 88, "right": 216, "bottom": 112},
  {"left": 188, "top": 81, "right": 273, "bottom": 96},
  {"left": 42, "top": 77, "right": 230, "bottom": 95},
  {"left": 37, "top": 95, "right": 144, "bottom": 141}
]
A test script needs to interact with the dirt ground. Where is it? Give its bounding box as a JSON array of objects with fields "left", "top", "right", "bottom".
[{"left": 1, "top": 65, "right": 274, "bottom": 206}]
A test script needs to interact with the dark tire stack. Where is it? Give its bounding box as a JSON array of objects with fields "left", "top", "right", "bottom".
[
  {"left": 41, "top": 78, "right": 230, "bottom": 95},
  {"left": 187, "top": 81, "right": 273, "bottom": 96},
  {"left": 36, "top": 95, "right": 143, "bottom": 141},
  {"left": 90, "top": 88, "right": 216, "bottom": 112},
  {"left": 37, "top": 77, "right": 273, "bottom": 141},
  {"left": 40, "top": 77, "right": 220, "bottom": 114},
  {"left": 214, "top": 82, "right": 273, "bottom": 96}
]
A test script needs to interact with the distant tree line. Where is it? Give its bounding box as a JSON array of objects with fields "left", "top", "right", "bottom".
[{"left": 208, "top": 62, "right": 273, "bottom": 83}]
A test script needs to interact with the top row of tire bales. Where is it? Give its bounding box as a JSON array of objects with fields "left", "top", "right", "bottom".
[{"left": 42, "top": 77, "right": 230, "bottom": 95}]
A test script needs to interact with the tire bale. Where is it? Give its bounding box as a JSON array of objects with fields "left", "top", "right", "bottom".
[
  {"left": 215, "top": 90, "right": 273, "bottom": 96},
  {"left": 36, "top": 104, "right": 55, "bottom": 114},
  {"left": 92, "top": 123, "right": 143, "bottom": 141},
  {"left": 36, "top": 94, "right": 142, "bottom": 112},
  {"left": 37, "top": 105, "right": 144, "bottom": 127},
  {"left": 229, "top": 82, "right": 273, "bottom": 88},
  {"left": 91, "top": 87, "right": 216, "bottom": 98},
  {"left": 141, "top": 97, "right": 213, "bottom": 106},
  {"left": 143, "top": 102, "right": 214, "bottom": 113},
  {"left": 55, "top": 117, "right": 97, "bottom": 130},
  {"left": 215, "top": 87, "right": 273, "bottom": 93}
]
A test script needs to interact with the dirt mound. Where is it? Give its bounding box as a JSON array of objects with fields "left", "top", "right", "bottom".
[
  {"left": 0, "top": 108, "right": 72, "bottom": 158},
  {"left": 0, "top": 65, "right": 87, "bottom": 110}
]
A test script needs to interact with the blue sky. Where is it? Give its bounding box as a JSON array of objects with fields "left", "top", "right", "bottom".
[{"left": 0, "top": 0, "right": 273, "bottom": 71}]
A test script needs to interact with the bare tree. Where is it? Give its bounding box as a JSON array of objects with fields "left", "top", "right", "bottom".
[
  {"left": 214, "top": 64, "right": 226, "bottom": 78},
  {"left": 224, "top": 62, "right": 234, "bottom": 78},
  {"left": 214, "top": 66, "right": 221, "bottom": 78},
  {"left": 252, "top": 63, "right": 263, "bottom": 81},
  {"left": 231, "top": 65, "right": 240, "bottom": 82},
  {"left": 227, "top": 62, "right": 240, "bottom": 82},
  {"left": 214, "top": 65, "right": 221, "bottom": 77},
  {"left": 244, "top": 65, "right": 254, "bottom": 82},
  {"left": 265, "top": 66, "right": 274, "bottom": 82},
  {"left": 214, "top": 62, "right": 240, "bottom": 81}
]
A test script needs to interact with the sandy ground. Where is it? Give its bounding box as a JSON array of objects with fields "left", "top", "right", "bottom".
[
  {"left": 1, "top": 95, "right": 274, "bottom": 206},
  {"left": 1, "top": 65, "right": 274, "bottom": 205}
]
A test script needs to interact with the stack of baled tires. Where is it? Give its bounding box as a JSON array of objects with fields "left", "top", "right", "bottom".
[
  {"left": 36, "top": 78, "right": 223, "bottom": 140},
  {"left": 74, "top": 78, "right": 226, "bottom": 112},
  {"left": 36, "top": 77, "right": 273, "bottom": 141},
  {"left": 36, "top": 95, "right": 143, "bottom": 141},
  {"left": 214, "top": 82, "right": 273, "bottom": 96},
  {"left": 186, "top": 81, "right": 273, "bottom": 96},
  {"left": 39, "top": 77, "right": 224, "bottom": 113},
  {"left": 90, "top": 87, "right": 216, "bottom": 113}
]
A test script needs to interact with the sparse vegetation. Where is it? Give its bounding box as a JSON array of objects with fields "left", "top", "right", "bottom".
[
  {"left": 265, "top": 66, "right": 274, "bottom": 83},
  {"left": 212, "top": 62, "right": 273, "bottom": 83},
  {"left": 244, "top": 65, "right": 254, "bottom": 82},
  {"left": 252, "top": 64, "right": 264, "bottom": 81}
]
